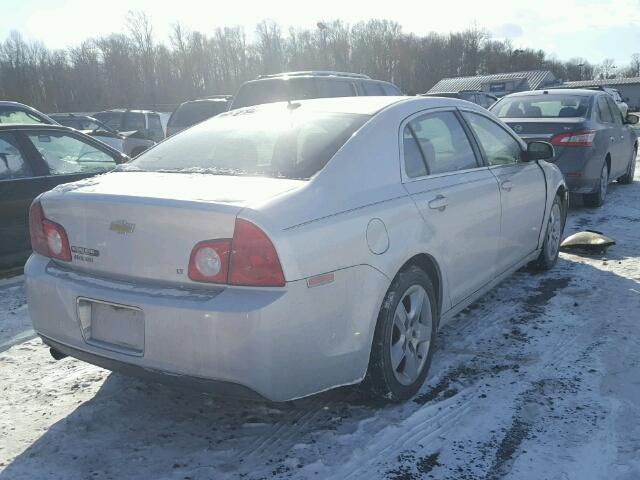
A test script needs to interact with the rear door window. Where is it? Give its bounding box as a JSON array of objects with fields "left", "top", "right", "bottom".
[
  {"left": 605, "top": 96, "right": 623, "bottom": 125},
  {"left": 148, "top": 114, "right": 164, "bottom": 140},
  {"left": 597, "top": 96, "right": 614, "bottom": 123},
  {"left": 26, "top": 131, "right": 117, "bottom": 175},
  {"left": 0, "top": 132, "right": 32, "bottom": 180},
  {"left": 403, "top": 111, "right": 478, "bottom": 176},
  {"left": 123, "top": 112, "right": 146, "bottom": 131}
]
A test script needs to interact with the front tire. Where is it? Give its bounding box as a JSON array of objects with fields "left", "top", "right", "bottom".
[
  {"left": 618, "top": 147, "right": 637, "bottom": 184},
  {"left": 532, "top": 194, "right": 565, "bottom": 271},
  {"left": 584, "top": 161, "right": 608, "bottom": 207},
  {"left": 364, "top": 266, "right": 438, "bottom": 402}
]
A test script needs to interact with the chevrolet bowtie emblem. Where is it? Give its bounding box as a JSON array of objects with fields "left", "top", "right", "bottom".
[{"left": 109, "top": 220, "right": 136, "bottom": 235}]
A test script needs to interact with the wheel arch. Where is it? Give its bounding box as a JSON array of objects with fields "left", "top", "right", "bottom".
[{"left": 397, "top": 253, "right": 443, "bottom": 324}]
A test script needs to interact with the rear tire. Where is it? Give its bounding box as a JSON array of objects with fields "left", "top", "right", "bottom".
[
  {"left": 584, "top": 161, "right": 608, "bottom": 207},
  {"left": 618, "top": 146, "right": 637, "bottom": 184},
  {"left": 363, "top": 266, "right": 438, "bottom": 402},
  {"left": 532, "top": 194, "right": 565, "bottom": 271}
]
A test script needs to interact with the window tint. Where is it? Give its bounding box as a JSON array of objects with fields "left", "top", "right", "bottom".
[
  {"left": 493, "top": 95, "right": 590, "bottom": 118},
  {"left": 361, "top": 81, "right": 384, "bottom": 96},
  {"left": 130, "top": 109, "right": 369, "bottom": 180},
  {"left": 27, "top": 132, "right": 116, "bottom": 175},
  {"left": 316, "top": 79, "right": 355, "bottom": 98},
  {"left": 0, "top": 133, "right": 32, "bottom": 180},
  {"left": 0, "top": 108, "right": 46, "bottom": 124},
  {"left": 463, "top": 112, "right": 521, "bottom": 166},
  {"left": 403, "top": 111, "right": 477, "bottom": 176},
  {"left": 94, "top": 112, "right": 123, "bottom": 130},
  {"left": 380, "top": 83, "right": 401, "bottom": 95},
  {"left": 605, "top": 96, "right": 623, "bottom": 125},
  {"left": 597, "top": 96, "right": 614, "bottom": 123},
  {"left": 123, "top": 112, "right": 146, "bottom": 131},
  {"left": 168, "top": 101, "right": 227, "bottom": 128}
]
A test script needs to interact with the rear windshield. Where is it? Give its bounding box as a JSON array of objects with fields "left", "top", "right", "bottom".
[
  {"left": 0, "top": 108, "right": 46, "bottom": 124},
  {"left": 127, "top": 106, "right": 369, "bottom": 179},
  {"left": 231, "top": 79, "right": 319, "bottom": 110},
  {"left": 94, "top": 112, "right": 123, "bottom": 130},
  {"left": 492, "top": 95, "right": 591, "bottom": 118},
  {"left": 168, "top": 101, "right": 228, "bottom": 128}
]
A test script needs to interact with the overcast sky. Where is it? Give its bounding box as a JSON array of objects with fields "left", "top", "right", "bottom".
[{"left": 2, "top": 0, "right": 639, "bottom": 66}]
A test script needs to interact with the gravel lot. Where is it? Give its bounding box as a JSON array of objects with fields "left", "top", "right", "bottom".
[{"left": 1, "top": 160, "right": 639, "bottom": 480}]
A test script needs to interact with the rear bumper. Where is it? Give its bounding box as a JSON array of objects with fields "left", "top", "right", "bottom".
[
  {"left": 554, "top": 147, "right": 603, "bottom": 194},
  {"left": 25, "top": 254, "right": 389, "bottom": 401}
]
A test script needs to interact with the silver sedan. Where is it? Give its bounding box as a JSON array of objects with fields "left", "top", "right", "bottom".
[{"left": 25, "top": 96, "right": 567, "bottom": 402}]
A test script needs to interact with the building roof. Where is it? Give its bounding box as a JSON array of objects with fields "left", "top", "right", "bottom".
[
  {"left": 427, "top": 70, "right": 556, "bottom": 94},
  {"left": 562, "top": 77, "right": 640, "bottom": 87}
]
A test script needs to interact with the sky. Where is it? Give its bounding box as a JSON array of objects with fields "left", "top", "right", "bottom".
[{"left": 1, "top": 0, "right": 639, "bottom": 66}]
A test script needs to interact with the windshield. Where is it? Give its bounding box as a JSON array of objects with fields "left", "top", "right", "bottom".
[
  {"left": 492, "top": 95, "right": 591, "bottom": 118},
  {"left": 128, "top": 107, "right": 369, "bottom": 179},
  {"left": 168, "top": 101, "right": 228, "bottom": 128}
]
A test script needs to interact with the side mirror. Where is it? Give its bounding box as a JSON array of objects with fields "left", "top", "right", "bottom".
[
  {"left": 625, "top": 113, "right": 639, "bottom": 125},
  {"left": 526, "top": 141, "right": 555, "bottom": 161}
]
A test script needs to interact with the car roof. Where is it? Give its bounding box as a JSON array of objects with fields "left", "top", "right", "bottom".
[
  {"left": 223, "top": 95, "right": 479, "bottom": 116},
  {"left": 95, "top": 109, "right": 158, "bottom": 114},
  {"left": 257, "top": 71, "right": 370, "bottom": 80},
  {"left": 179, "top": 98, "right": 230, "bottom": 105},
  {"left": 504, "top": 89, "right": 599, "bottom": 98}
]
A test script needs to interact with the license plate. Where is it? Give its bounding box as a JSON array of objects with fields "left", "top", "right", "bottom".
[{"left": 77, "top": 298, "right": 144, "bottom": 356}]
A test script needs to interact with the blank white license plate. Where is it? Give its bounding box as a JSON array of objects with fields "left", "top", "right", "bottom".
[{"left": 77, "top": 298, "right": 144, "bottom": 355}]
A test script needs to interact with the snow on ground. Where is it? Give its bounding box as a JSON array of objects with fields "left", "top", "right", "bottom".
[{"left": 1, "top": 160, "right": 639, "bottom": 480}]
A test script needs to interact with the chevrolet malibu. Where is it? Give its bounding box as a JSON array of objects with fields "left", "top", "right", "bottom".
[{"left": 25, "top": 96, "right": 567, "bottom": 402}]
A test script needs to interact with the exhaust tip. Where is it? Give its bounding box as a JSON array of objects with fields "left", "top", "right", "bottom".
[{"left": 49, "top": 347, "right": 68, "bottom": 361}]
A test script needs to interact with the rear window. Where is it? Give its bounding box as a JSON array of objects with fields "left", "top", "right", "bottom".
[
  {"left": 231, "top": 79, "right": 318, "bottom": 109},
  {"left": 492, "top": 95, "right": 591, "bottom": 118},
  {"left": 0, "top": 108, "right": 46, "bottom": 124},
  {"left": 168, "top": 101, "right": 228, "bottom": 128},
  {"left": 94, "top": 112, "right": 123, "bottom": 130},
  {"left": 128, "top": 107, "right": 369, "bottom": 180}
]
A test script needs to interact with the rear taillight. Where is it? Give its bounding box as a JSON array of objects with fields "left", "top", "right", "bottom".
[
  {"left": 188, "top": 239, "right": 231, "bottom": 283},
  {"left": 229, "top": 219, "right": 285, "bottom": 287},
  {"left": 550, "top": 130, "right": 596, "bottom": 147},
  {"left": 29, "top": 200, "right": 72, "bottom": 262},
  {"left": 187, "top": 219, "right": 285, "bottom": 287}
]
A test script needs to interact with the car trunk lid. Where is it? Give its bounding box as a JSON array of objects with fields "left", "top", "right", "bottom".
[
  {"left": 502, "top": 117, "right": 590, "bottom": 159},
  {"left": 40, "top": 172, "right": 304, "bottom": 285}
]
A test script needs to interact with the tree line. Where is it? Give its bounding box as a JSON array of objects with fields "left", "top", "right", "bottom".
[{"left": 0, "top": 11, "right": 636, "bottom": 113}]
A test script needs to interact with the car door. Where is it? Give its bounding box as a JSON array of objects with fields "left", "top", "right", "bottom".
[
  {"left": 0, "top": 131, "right": 50, "bottom": 267},
  {"left": 401, "top": 108, "right": 501, "bottom": 307},
  {"left": 21, "top": 130, "right": 120, "bottom": 191},
  {"left": 460, "top": 110, "right": 546, "bottom": 274},
  {"left": 604, "top": 95, "right": 631, "bottom": 178},
  {"left": 595, "top": 95, "right": 618, "bottom": 169}
]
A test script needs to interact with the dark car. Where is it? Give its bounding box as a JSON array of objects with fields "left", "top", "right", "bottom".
[
  {"left": 0, "top": 101, "right": 57, "bottom": 125},
  {"left": 423, "top": 90, "right": 498, "bottom": 109},
  {"left": 490, "top": 89, "right": 638, "bottom": 207},
  {"left": 229, "top": 71, "right": 402, "bottom": 110},
  {"left": 166, "top": 97, "right": 230, "bottom": 137},
  {"left": 93, "top": 109, "right": 165, "bottom": 142},
  {"left": 0, "top": 124, "right": 127, "bottom": 268}
]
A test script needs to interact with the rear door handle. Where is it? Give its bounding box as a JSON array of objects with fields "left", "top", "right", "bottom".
[
  {"left": 428, "top": 195, "right": 449, "bottom": 211},
  {"left": 501, "top": 180, "right": 513, "bottom": 191}
]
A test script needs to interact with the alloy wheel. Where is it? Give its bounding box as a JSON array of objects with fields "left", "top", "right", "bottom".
[
  {"left": 599, "top": 164, "right": 608, "bottom": 203},
  {"left": 390, "top": 284, "right": 433, "bottom": 386},
  {"left": 546, "top": 202, "right": 562, "bottom": 263}
]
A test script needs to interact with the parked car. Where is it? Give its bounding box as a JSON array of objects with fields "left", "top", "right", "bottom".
[
  {"left": 50, "top": 113, "right": 154, "bottom": 157},
  {"left": 26, "top": 96, "right": 566, "bottom": 403},
  {"left": 229, "top": 71, "right": 402, "bottom": 110},
  {"left": 490, "top": 89, "right": 638, "bottom": 207},
  {"left": 166, "top": 97, "right": 231, "bottom": 137},
  {"left": 0, "top": 124, "right": 127, "bottom": 269},
  {"left": 0, "top": 101, "right": 57, "bottom": 125},
  {"left": 602, "top": 87, "right": 629, "bottom": 117},
  {"left": 93, "top": 109, "right": 165, "bottom": 143},
  {"left": 423, "top": 90, "right": 498, "bottom": 109}
]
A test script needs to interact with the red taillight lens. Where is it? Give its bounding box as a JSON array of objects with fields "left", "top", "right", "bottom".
[
  {"left": 29, "top": 200, "right": 72, "bottom": 261},
  {"left": 229, "top": 219, "right": 285, "bottom": 287},
  {"left": 550, "top": 130, "right": 595, "bottom": 147},
  {"left": 188, "top": 239, "right": 231, "bottom": 283}
]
